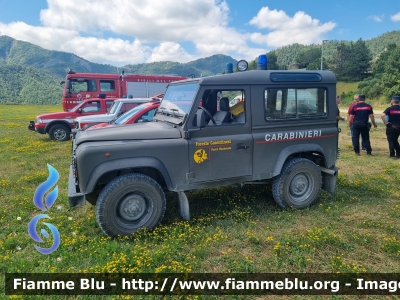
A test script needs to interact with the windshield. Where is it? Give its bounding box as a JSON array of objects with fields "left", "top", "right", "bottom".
[
  {"left": 115, "top": 105, "right": 146, "bottom": 124},
  {"left": 108, "top": 101, "right": 122, "bottom": 114},
  {"left": 160, "top": 83, "right": 198, "bottom": 116}
]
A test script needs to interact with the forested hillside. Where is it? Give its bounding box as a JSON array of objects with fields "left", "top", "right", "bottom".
[
  {"left": 123, "top": 54, "right": 237, "bottom": 77},
  {"left": 0, "top": 36, "right": 117, "bottom": 77},
  {"left": 268, "top": 30, "right": 400, "bottom": 69},
  {"left": 0, "top": 65, "right": 63, "bottom": 104}
]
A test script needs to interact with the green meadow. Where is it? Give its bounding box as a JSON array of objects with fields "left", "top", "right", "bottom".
[{"left": 1, "top": 104, "right": 400, "bottom": 299}]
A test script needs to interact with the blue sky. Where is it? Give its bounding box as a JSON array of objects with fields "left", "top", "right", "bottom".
[{"left": 0, "top": 0, "right": 399, "bottom": 66}]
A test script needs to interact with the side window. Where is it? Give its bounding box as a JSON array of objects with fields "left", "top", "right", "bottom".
[
  {"left": 70, "top": 80, "right": 89, "bottom": 93},
  {"left": 265, "top": 88, "right": 326, "bottom": 120},
  {"left": 135, "top": 109, "right": 156, "bottom": 123},
  {"left": 100, "top": 80, "right": 116, "bottom": 92},
  {"left": 106, "top": 100, "right": 114, "bottom": 112},
  {"left": 81, "top": 101, "right": 101, "bottom": 113},
  {"left": 196, "top": 89, "right": 246, "bottom": 127}
]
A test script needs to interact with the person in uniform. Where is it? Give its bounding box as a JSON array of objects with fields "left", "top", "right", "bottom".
[
  {"left": 336, "top": 96, "right": 345, "bottom": 125},
  {"left": 381, "top": 95, "right": 400, "bottom": 158},
  {"left": 347, "top": 94, "right": 366, "bottom": 151},
  {"left": 349, "top": 94, "right": 377, "bottom": 156}
]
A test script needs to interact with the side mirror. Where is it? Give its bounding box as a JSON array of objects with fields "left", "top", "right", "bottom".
[{"left": 78, "top": 108, "right": 83, "bottom": 114}]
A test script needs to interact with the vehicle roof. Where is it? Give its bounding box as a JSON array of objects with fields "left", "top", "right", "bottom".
[{"left": 170, "top": 70, "right": 336, "bottom": 86}]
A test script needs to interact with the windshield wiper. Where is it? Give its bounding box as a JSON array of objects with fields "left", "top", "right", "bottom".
[{"left": 158, "top": 107, "right": 168, "bottom": 115}]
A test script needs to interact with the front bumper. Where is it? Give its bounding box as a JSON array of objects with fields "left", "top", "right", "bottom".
[
  {"left": 28, "top": 121, "right": 45, "bottom": 134},
  {"left": 68, "top": 164, "right": 86, "bottom": 207},
  {"left": 28, "top": 121, "right": 35, "bottom": 131}
]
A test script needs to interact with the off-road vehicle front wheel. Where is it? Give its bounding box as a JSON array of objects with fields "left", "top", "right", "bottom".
[
  {"left": 96, "top": 173, "right": 166, "bottom": 237},
  {"left": 272, "top": 158, "right": 322, "bottom": 209}
]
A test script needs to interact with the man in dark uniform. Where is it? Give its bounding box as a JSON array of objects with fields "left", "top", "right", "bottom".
[
  {"left": 381, "top": 95, "right": 400, "bottom": 158},
  {"left": 349, "top": 94, "right": 378, "bottom": 156}
]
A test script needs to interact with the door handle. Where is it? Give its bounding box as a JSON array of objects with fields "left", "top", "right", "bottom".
[{"left": 236, "top": 144, "right": 249, "bottom": 150}]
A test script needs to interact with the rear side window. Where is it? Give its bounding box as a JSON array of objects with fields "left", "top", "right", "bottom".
[
  {"left": 265, "top": 88, "right": 327, "bottom": 120},
  {"left": 100, "top": 80, "right": 116, "bottom": 92}
]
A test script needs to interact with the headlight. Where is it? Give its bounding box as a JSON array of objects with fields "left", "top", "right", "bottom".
[{"left": 35, "top": 118, "right": 42, "bottom": 123}]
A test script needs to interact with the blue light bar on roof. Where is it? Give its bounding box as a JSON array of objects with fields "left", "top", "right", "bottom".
[{"left": 257, "top": 54, "right": 268, "bottom": 70}]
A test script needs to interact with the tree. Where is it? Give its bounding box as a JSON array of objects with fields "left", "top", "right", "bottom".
[
  {"left": 296, "top": 47, "right": 321, "bottom": 69},
  {"left": 350, "top": 39, "right": 372, "bottom": 79},
  {"left": 381, "top": 47, "right": 400, "bottom": 97},
  {"left": 373, "top": 43, "right": 397, "bottom": 75},
  {"left": 329, "top": 42, "right": 350, "bottom": 80},
  {"left": 267, "top": 51, "right": 279, "bottom": 70},
  {"left": 329, "top": 39, "right": 372, "bottom": 81}
]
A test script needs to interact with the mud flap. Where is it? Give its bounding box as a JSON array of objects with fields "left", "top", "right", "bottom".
[
  {"left": 321, "top": 166, "right": 338, "bottom": 195},
  {"left": 176, "top": 191, "right": 190, "bottom": 220}
]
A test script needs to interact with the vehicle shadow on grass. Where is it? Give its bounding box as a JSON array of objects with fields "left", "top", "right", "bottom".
[{"left": 162, "top": 184, "right": 288, "bottom": 226}]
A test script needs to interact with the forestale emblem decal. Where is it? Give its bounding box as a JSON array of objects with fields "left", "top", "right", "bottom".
[{"left": 194, "top": 149, "right": 208, "bottom": 164}]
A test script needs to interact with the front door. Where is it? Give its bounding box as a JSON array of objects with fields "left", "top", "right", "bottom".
[{"left": 188, "top": 87, "right": 253, "bottom": 183}]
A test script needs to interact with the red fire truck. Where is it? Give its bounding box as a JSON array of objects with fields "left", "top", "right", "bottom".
[{"left": 61, "top": 71, "right": 188, "bottom": 111}]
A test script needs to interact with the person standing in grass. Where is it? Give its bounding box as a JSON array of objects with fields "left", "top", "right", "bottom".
[
  {"left": 381, "top": 95, "right": 400, "bottom": 158},
  {"left": 347, "top": 94, "right": 366, "bottom": 151},
  {"left": 349, "top": 94, "right": 377, "bottom": 156},
  {"left": 336, "top": 96, "right": 345, "bottom": 125}
]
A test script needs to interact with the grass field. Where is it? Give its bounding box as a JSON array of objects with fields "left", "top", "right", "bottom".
[{"left": 1, "top": 105, "right": 400, "bottom": 299}]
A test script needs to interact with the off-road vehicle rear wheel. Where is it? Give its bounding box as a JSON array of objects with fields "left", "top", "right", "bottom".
[
  {"left": 96, "top": 173, "right": 166, "bottom": 237},
  {"left": 49, "top": 124, "right": 70, "bottom": 141},
  {"left": 272, "top": 158, "right": 322, "bottom": 209}
]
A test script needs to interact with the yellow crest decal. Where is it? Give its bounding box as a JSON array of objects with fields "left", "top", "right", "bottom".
[{"left": 194, "top": 149, "right": 208, "bottom": 164}]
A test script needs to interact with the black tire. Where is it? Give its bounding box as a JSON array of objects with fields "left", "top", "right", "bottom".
[
  {"left": 96, "top": 173, "right": 166, "bottom": 237},
  {"left": 48, "top": 124, "right": 70, "bottom": 141},
  {"left": 272, "top": 158, "right": 322, "bottom": 209}
]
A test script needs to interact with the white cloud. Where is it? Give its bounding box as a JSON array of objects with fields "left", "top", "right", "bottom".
[
  {"left": 368, "top": 15, "right": 384, "bottom": 22},
  {"left": 391, "top": 12, "right": 400, "bottom": 22},
  {"left": 148, "top": 42, "right": 193, "bottom": 63},
  {"left": 0, "top": 21, "right": 150, "bottom": 65},
  {"left": 0, "top": 1, "right": 337, "bottom": 66},
  {"left": 249, "top": 7, "right": 336, "bottom": 47},
  {"left": 40, "top": 0, "right": 230, "bottom": 42}
]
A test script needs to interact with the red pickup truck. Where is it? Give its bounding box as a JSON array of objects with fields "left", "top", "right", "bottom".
[{"left": 28, "top": 95, "right": 116, "bottom": 141}]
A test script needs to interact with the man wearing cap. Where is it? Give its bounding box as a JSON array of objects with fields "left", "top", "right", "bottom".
[
  {"left": 381, "top": 95, "right": 400, "bottom": 158},
  {"left": 349, "top": 94, "right": 378, "bottom": 156}
]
